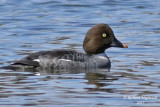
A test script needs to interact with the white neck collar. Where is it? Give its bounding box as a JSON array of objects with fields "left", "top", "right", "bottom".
[{"left": 96, "top": 52, "right": 108, "bottom": 58}]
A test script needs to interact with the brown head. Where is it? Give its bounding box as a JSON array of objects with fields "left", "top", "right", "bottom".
[{"left": 83, "top": 23, "right": 127, "bottom": 54}]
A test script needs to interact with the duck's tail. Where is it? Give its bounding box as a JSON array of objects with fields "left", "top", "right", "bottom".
[{"left": 0, "top": 65, "right": 16, "bottom": 70}]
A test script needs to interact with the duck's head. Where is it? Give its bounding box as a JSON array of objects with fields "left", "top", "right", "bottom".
[{"left": 83, "top": 23, "right": 128, "bottom": 54}]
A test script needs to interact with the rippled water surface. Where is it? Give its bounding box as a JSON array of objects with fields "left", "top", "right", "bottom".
[{"left": 0, "top": 0, "right": 160, "bottom": 106}]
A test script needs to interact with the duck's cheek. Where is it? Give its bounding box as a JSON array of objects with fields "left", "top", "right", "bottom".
[{"left": 103, "top": 38, "right": 112, "bottom": 45}]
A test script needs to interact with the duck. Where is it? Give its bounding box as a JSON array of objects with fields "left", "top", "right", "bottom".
[{"left": 6, "top": 23, "right": 127, "bottom": 70}]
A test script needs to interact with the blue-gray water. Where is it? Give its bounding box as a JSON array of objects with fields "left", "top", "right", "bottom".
[{"left": 0, "top": 0, "right": 160, "bottom": 106}]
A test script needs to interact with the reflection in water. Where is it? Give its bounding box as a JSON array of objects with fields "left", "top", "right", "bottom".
[
  {"left": 0, "top": 66, "right": 159, "bottom": 106},
  {"left": 85, "top": 72, "right": 118, "bottom": 93}
]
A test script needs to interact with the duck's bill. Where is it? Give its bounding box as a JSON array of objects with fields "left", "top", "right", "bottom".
[{"left": 110, "top": 39, "right": 128, "bottom": 48}]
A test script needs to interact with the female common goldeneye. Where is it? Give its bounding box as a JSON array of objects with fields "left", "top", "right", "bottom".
[{"left": 6, "top": 23, "right": 127, "bottom": 70}]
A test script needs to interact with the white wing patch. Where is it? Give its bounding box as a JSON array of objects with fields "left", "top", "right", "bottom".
[
  {"left": 33, "top": 59, "right": 40, "bottom": 62},
  {"left": 58, "top": 59, "right": 72, "bottom": 62},
  {"left": 97, "top": 56, "right": 108, "bottom": 60},
  {"left": 35, "top": 72, "right": 41, "bottom": 76},
  {"left": 33, "top": 58, "right": 72, "bottom": 62}
]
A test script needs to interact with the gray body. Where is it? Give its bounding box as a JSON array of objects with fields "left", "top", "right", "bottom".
[{"left": 11, "top": 49, "right": 110, "bottom": 69}]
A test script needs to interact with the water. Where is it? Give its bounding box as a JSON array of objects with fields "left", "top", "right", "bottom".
[{"left": 0, "top": 0, "right": 160, "bottom": 106}]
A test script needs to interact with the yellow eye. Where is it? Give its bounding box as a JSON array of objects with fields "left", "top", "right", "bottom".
[{"left": 102, "top": 33, "right": 107, "bottom": 37}]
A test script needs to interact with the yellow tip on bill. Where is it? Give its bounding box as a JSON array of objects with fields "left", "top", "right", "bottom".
[{"left": 122, "top": 43, "right": 128, "bottom": 48}]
